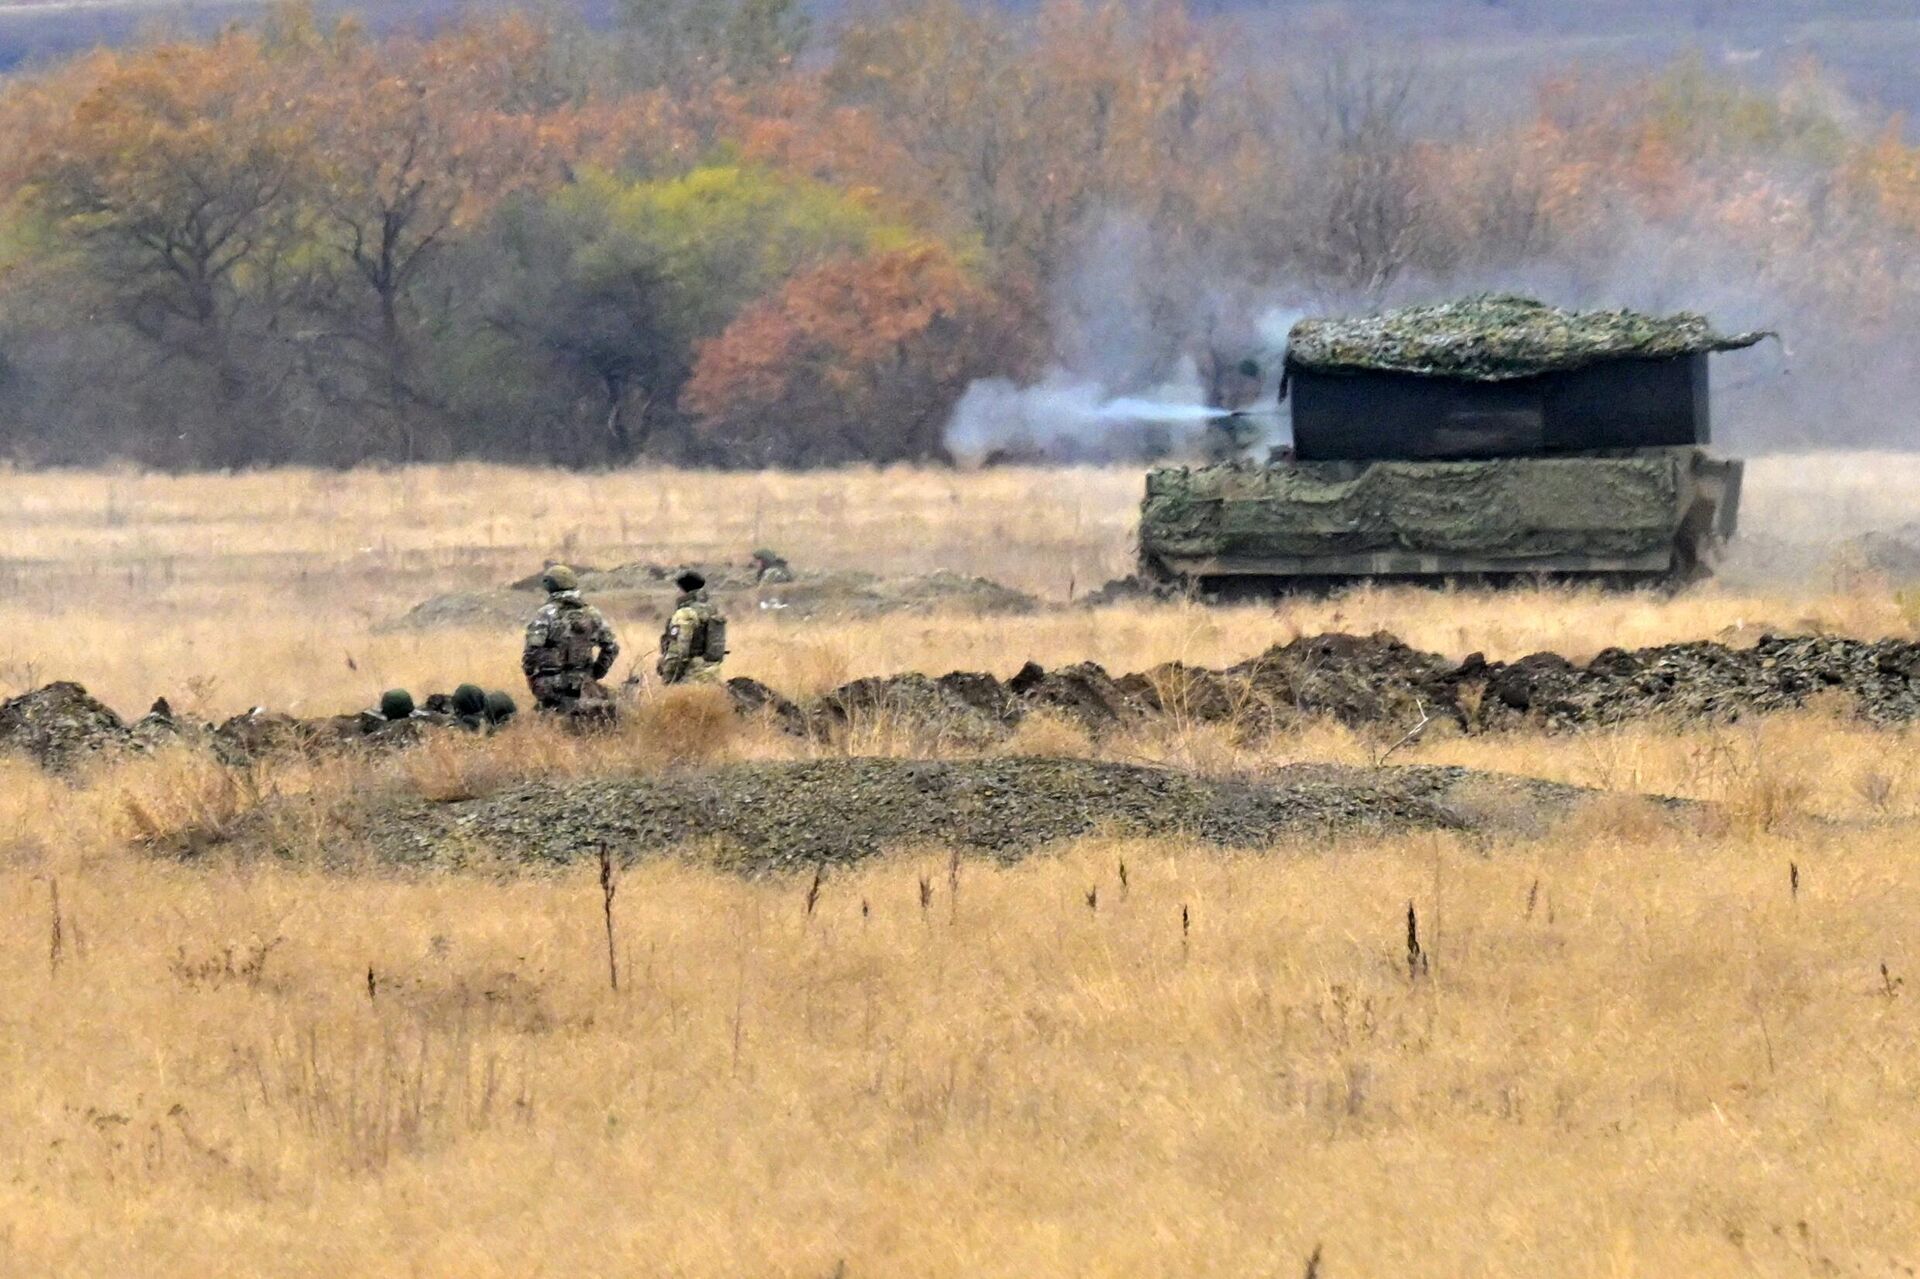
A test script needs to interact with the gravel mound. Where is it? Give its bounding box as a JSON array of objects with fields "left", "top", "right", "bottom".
[{"left": 211, "top": 757, "right": 1625, "bottom": 873}]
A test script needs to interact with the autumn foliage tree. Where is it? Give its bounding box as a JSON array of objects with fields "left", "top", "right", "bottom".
[
  {"left": 618, "top": 0, "right": 809, "bottom": 89},
  {"left": 0, "top": 1, "right": 1915, "bottom": 466},
  {"left": 0, "top": 11, "right": 612, "bottom": 462},
  {"left": 283, "top": 15, "right": 573, "bottom": 451},
  {"left": 0, "top": 31, "right": 309, "bottom": 455},
  {"left": 684, "top": 244, "right": 1026, "bottom": 463},
  {"left": 461, "top": 164, "right": 925, "bottom": 461},
  {"left": 825, "top": 0, "right": 1239, "bottom": 273}
]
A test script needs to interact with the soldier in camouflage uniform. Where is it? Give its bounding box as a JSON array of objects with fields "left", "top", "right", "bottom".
[
  {"left": 522, "top": 565, "right": 621, "bottom": 712},
  {"left": 749, "top": 548, "right": 793, "bottom": 584},
  {"left": 657, "top": 569, "right": 724, "bottom": 685}
]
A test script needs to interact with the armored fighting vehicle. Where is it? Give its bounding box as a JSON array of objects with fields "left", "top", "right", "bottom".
[{"left": 1138, "top": 296, "right": 1768, "bottom": 592}]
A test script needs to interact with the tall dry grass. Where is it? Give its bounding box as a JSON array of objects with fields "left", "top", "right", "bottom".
[
  {"left": 4, "top": 820, "right": 1919, "bottom": 1276},
  {"left": 6, "top": 458, "right": 1920, "bottom": 1275}
]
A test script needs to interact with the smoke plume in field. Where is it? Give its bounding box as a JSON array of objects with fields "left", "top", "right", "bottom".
[
  {"left": 1446, "top": 214, "right": 1920, "bottom": 460},
  {"left": 944, "top": 367, "right": 1229, "bottom": 463},
  {"left": 943, "top": 199, "right": 1920, "bottom": 465},
  {"left": 944, "top": 217, "right": 1314, "bottom": 463}
]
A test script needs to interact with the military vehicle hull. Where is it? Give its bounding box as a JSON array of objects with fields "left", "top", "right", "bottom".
[{"left": 1138, "top": 447, "right": 1742, "bottom": 589}]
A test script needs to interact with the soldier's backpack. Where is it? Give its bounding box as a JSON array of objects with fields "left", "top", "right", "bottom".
[
  {"left": 557, "top": 608, "right": 602, "bottom": 668},
  {"left": 700, "top": 608, "right": 728, "bottom": 663}
]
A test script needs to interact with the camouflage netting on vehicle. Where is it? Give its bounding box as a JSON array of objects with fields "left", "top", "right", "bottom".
[
  {"left": 1141, "top": 456, "right": 1683, "bottom": 562},
  {"left": 1285, "top": 295, "right": 1770, "bottom": 381}
]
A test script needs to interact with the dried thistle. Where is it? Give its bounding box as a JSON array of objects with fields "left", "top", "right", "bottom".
[{"left": 1406, "top": 900, "right": 1428, "bottom": 980}]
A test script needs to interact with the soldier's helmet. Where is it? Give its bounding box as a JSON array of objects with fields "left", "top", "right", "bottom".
[
  {"left": 451, "top": 684, "right": 487, "bottom": 717},
  {"left": 675, "top": 569, "right": 706, "bottom": 592},
  {"left": 379, "top": 688, "right": 415, "bottom": 721},
  {"left": 484, "top": 690, "right": 518, "bottom": 724},
  {"left": 541, "top": 564, "right": 580, "bottom": 593},
  {"left": 749, "top": 547, "right": 782, "bottom": 565}
]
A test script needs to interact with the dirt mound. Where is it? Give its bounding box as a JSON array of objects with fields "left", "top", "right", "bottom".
[
  {"left": 1235, "top": 632, "right": 1459, "bottom": 723},
  {"left": 1012, "top": 660, "right": 1145, "bottom": 730},
  {"left": 774, "top": 629, "right": 1920, "bottom": 743},
  {"left": 763, "top": 632, "right": 1479, "bottom": 742},
  {"left": 0, "top": 682, "right": 134, "bottom": 771},
  {"left": 0, "top": 685, "right": 213, "bottom": 771},
  {"left": 1471, "top": 633, "right": 1920, "bottom": 727},
  {"left": 20, "top": 625, "right": 1920, "bottom": 777},
  {"left": 808, "top": 671, "right": 1023, "bottom": 745},
  {"left": 1237, "top": 631, "right": 1918, "bottom": 729},
  {"left": 205, "top": 757, "right": 1633, "bottom": 872},
  {"left": 383, "top": 591, "right": 533, "bottom": 630},
  {"left": 1, "top": 682, "right": 517, "bottom": 774},
  {"left": 384, "top": 565, "right": 1037, "bottom": 632}
]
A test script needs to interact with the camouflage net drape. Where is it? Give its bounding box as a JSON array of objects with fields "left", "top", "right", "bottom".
[
  {"left": 1141, "top": 455, "right": 1684, "bottom": 560},
  {"left": 1285, "top": 295, "right": 1771, "bottom": 381}
]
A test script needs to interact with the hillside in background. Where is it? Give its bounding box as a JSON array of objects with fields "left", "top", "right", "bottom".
[{"left": 5, "top": 0, "right": 1920, "bottom": 113}]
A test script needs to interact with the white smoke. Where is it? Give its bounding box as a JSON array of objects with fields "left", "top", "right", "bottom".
[
  {"left": 944, "top": 214, "right": 1296, "bottom": 463},
  {"left": 1257, "top": 306, "right": 1305, "bottom": 356},
  {"left": 944, "top": 305, "right": 1313, "bottom": 463},
  {"left": 942, "top": 193, "right": 1838, "bottom": 464},
  {"left": 944, "top": 360, "right": 1235, "bottom": 464}
]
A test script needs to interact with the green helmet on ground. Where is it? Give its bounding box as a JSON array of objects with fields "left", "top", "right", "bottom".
[
  {"left": 541, "top": 564, "right": 579, "bottom": 593},
  {"left": 484, "top": 690, "right": 518, "bottom": 724},
  {"left": 452, "top": 683, "right": 487, "bottom": 716},
  {"left": 379, "top": 688, "right": 415, "bottom": 721}
]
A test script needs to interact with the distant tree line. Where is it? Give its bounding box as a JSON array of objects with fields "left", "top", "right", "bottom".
[{"left": 0, "top": 0, "right": 1914, "bottom": 468}]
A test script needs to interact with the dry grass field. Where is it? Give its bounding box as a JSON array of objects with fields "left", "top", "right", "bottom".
[
  {"left": 4, "top": 453, "right": 1919, "bottom": 713},
  {"left": 5, "top": 456, "right": 1920, "bottom": 1276}
]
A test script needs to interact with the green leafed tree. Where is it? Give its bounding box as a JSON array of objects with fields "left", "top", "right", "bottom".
[{"left": 441, "top": 163, "right": 919, "bottom": 462}]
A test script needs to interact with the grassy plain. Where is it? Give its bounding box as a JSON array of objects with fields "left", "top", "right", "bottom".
[
  {"left": 3, "top": 454, "right": 1918, "bottom": 712},
  {"left": 4, "top": 457, "right": 1920, "bottom": 1276}
]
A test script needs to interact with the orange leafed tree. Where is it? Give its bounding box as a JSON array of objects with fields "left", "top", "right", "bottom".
[
  {"left": 0, "top": 33, "right": 307, "bottom": 343},
  {"left": 295, "top": 15, "right": 571, "bottom": 406},
  {"left": 684, "top": 243, "right": 1027, "bottom": 463},
  {"left": 1845, "top": 121, "right": 1920, "bottom": 233},
  {"left": 825, "top": 0, "right": 1238, "bottom": 272}
]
